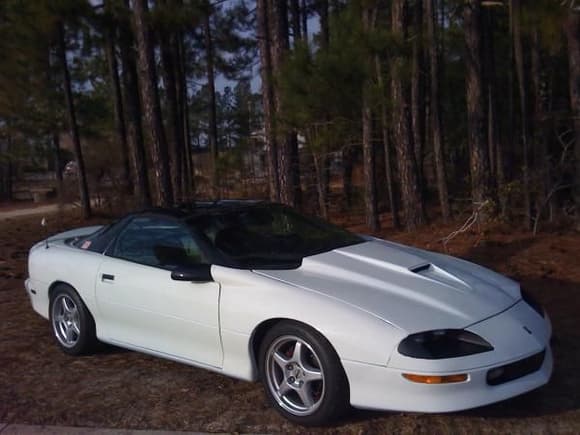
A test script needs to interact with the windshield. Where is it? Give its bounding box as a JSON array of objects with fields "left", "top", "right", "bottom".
[{"left": 188, "top": 205, "right": 364, "bottom": 269}]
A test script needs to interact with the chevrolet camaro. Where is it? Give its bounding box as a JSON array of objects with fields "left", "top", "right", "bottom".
[{"left": 25, "top": 200, "right": 553, "bottom": 425}]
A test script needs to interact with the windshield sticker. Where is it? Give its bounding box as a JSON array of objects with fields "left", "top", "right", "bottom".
[{"left": 81, "top": 240, "right": 92, "bottom": 250}]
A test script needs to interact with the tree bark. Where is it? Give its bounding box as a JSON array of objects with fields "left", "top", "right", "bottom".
[
  {"left": 119, "top": 2, "right": 151, "bottom": 208},
  {"left": 531, "top": 29, "right": 549, "bottom": 215},
  {"left": 257, "top": 0, "right": 280, "bottom": 202},
  {"left": 482, "top": 8, "right": 506, "bottom": 216},
  {"left": 564, "top": 10, "right": 580, "bottom": 227},
  {"left": 176, "top": 31, "right": 193, "bottom": 198},
  {"left": 463, "top": 0, "right": 493, "bottom": 221},
  {"left": 57, "top": 21, "right": 91, "bottom": 219},
  {"left": 511, "top": 0, "right": 531, "bottom": 229},
  {"left": 133, "top": 0, "right": 173, "bottom": 206},
  {"left": 313, "top": 152, "right": 328, "bottom": 220},
  {"left": 301, "top": 0, "right": 308, "bottom": 39},
  {"left": 270, "top": 0, "right": 299, "bottom": 207},
  {"left": 362, "top": 6, "right": 380, "bottom": 232},
  {"left": 203, "top": 9, "right": 219, "bottom": 197},
  {"left": 317, "top": 0, "right": 329, "bottom": 48},
  {"left": 52, "top": 132, "right": 63, "bottom": 199},
  {"left": 392, "top": 0, "right": 425, "bottom": 231},
  {"left": 342, "top": 146, "right": 354, "bottom": 208},
  {"left": 104, "top": 9, "right": 131, "bottom": 195},
  {"left": 0, "top": 134, "right": 13, "bottom": 201},
  {"left": 160, "top": 14, "right": 183, "bottom": 203},
  {"left": 317, "top": 0, "right": 331, "bottom": 205},
  {"left": 376, "top": 56, "right": 401, "bottom": 229},
  {"left": 290, "top": 0, "right": 302, "bottom": 42},
  {"left": 425, "top": 0, "right": 450, "bottom": 222},
  {"left": 362, "top": 85, "right": 380, "bottom": 232},
  {"left": 411, "top": 0, "right": 425, "bottom": 192}
]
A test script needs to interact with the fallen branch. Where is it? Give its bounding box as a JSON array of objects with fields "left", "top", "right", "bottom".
[{"left": 440, "top": 200, "right": 491, "bottom": 251}]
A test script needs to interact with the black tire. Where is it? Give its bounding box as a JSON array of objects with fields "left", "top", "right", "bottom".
[
  {"left": 49, "top": 284, "right": 97, "bottom": 355},
  {"left": 258, "top": 320, "right": 350, "bottom": 426}
]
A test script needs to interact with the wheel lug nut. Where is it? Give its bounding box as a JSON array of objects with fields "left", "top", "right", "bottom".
[
  {"left": 286, "top": 364, "right": 293, "bottom": 370},
  {"left": 288, "top": 376, "right": 295, "bottom": 383}
]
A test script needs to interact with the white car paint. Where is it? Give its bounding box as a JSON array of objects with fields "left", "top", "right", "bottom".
[{"left": 26, "top": 225, "right": 552, "bottom": 413}]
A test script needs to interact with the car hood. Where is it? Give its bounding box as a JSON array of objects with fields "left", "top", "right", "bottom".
[{"left": 255, "top": 239, "right": 520, "bottom": 333}]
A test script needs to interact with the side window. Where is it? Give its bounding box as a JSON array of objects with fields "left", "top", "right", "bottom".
[{"left": 112, "top": 216, "right": 206, "bottom": 269}]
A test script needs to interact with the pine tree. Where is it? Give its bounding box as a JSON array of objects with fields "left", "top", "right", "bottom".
[{"left": 132, "top": 0, "right": 173, "bottom": 206}]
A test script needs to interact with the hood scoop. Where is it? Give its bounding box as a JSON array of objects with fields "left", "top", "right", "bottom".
[{"left": 410, "top": 263, "right": 432, "bottom": 274}]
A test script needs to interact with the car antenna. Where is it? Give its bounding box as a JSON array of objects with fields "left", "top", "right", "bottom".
[{"left": 41, "top": 217, "right": 49, "bottom": 249}]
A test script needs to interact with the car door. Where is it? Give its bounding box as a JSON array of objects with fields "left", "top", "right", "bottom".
[{"left": 95, "top": 215, "right": 222, "bottom": 368}]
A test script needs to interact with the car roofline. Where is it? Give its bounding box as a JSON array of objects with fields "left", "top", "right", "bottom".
[{"left": 136, "top": 199, "right": 273, "bottom": 220}]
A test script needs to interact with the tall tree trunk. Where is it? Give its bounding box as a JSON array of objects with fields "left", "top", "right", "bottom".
[
  {"left": 133, "top": 0, "right": 173, "bottom": 206},
  {"left": 119, "top": 4, "right": 151, "bottom": 208},
  {"left": 362, "top": 7, "right": 380, "bottom": 232},
  {"left": 463, "top": 0, "right": 493, "bottom": 222},
  {"left": 531, "top": 29, "right": 549, "bottom": 216},
  {"left": 392, "top": 0, "right": 425, "bottom": 231},
  {"left": 317, "top": 0, "right": 329, "bottom": 47},
  {"left": 104, "top": 10, "right": 131, "bottom": 194},
  {"left": 0, "top": 133, "right": 13, "bottom": 201},
  {"left": 160, "top": 17, "right": 183, "bottom": 203},
  {"left": 46, "top": 47, "right": 63, "bottom": 201},
  {"left": 301, "top": 0, "right": 308, "bottom": 39},
  {"left": 317, "top": 0, "right": 331, "bottom": 207},
  {"left": 203, "top": 10, "right": 219, "bottom": 197},
  {"left": 362, "top": 86, "right": 380, "bottom": 232},
  {"left": 313, "top": 151, "right": 328, "bottom": 219},
  {"left": 425, "top": 0, "right": 450, "bottom": 222},
  {"left": 52, "top": 132, "right": 63, "bottom": 199},
  {"left": 176, "top": 31, "right": 193, "bottom": 198},
  {"left": 376, "top": 56, "right": 401, "bottom": 229},
  {"left": 270, "top": 0, "right": 299, "bottom": 207},
  {"left": 57, "top": 21, "right": 91, "bottom": 218},
  {"left": 342, "top": 146, "right": 353, "bottom": 208},
  {"left": 511, "top": 0, "right": 531, "bottom": 229},
  {"left": 482, "top": 8, "right": 506, "bottom": 216},
  {"left": 257, "top": 0, "right": 280, "bottom": 202},
  {"left": 411, "top": 0, "right": 425, "bottom": 192},
  {"left": 290, "top": 0, "right": 302, "bottom": 43},
  {"left": 564, "top": 10, "right": 580, "bottom": 227}
]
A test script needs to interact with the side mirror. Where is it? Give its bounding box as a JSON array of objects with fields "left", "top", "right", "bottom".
[{"left": 171, "top": 264, "right": 213, "bottom": 283}]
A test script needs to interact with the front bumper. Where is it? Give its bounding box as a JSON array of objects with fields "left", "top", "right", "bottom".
[
  {"left": 343, "top": 301, "right": 553, "bottom": 412},
  {"left": 343, "top": 345, "right": 552, "bottom": 412},
  {"left": 25, "top": 277, "right": 50, "bottom": 319}
]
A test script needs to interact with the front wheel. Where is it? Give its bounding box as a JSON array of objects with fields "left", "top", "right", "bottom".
[
  {"left": 259, "top": 321, "right": 349, "bottom": 426},
  {"left": 49, "top": 284, "right": 97, "bottom": 355}
]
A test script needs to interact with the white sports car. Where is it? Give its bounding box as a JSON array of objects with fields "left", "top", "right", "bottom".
[{"left": 26, "top": 201, "right": 553, "bottom": 425}]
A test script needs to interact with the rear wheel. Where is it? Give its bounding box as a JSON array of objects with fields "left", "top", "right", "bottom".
[
  {"left": 259, "top": 321, "right": 349, "bottom": 426},
  {"left": 49, "top": 284, "right": 97, "bottom": 355}
]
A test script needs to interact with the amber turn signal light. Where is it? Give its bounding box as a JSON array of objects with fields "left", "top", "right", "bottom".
[{"left": 402, "top": 373, "right": 468, "bottom": 384}]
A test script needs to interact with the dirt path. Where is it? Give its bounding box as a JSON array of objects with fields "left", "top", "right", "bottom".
[{"left": 0, "top": 203, "right": 67, "bottom": 220}]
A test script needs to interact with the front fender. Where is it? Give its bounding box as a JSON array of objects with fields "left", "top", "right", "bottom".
[{"left": 213, "top": 266, "right": 405, "bottom": 381}]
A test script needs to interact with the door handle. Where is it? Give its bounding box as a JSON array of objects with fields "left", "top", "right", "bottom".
[{"left": 101, "top": 273, "right": 115, "bottom": 282}]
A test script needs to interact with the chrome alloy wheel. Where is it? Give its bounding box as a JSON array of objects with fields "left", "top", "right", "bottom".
[
  {"left": 265, "top": 335, "right": 325, "bottom": 416},
  {"left": 51, "top": 294, "right": 81, "bottom": 348}
]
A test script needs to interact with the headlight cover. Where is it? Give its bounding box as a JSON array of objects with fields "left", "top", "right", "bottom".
[
  {"left": 521, "top": 288, "right": 545, "bottom": 317},
  {"left": 398, "top": 329, "right": 494, "bottom": 359}
]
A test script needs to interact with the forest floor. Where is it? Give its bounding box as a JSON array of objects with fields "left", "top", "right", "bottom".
[{"left": 1, "top": 207, "right": 580, "bottom": 434}]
